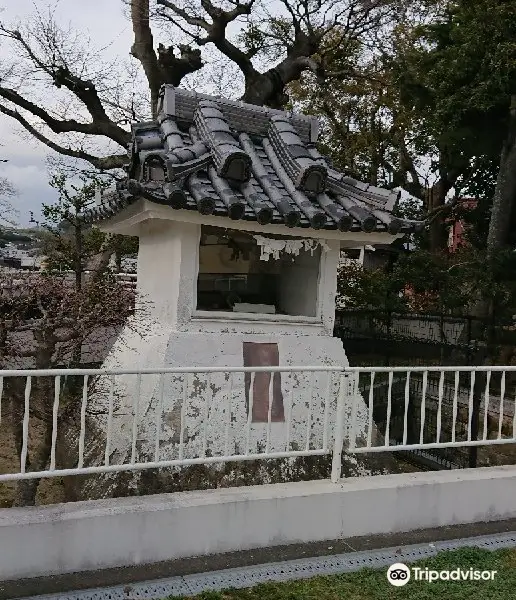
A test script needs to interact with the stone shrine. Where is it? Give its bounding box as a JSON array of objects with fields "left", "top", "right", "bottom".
[{"left": 81, "top": 85, "right": 422, "bottom": 477}]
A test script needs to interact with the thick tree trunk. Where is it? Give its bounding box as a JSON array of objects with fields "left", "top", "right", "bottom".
[
  {"left": 241, "top": 43, "right": 318, "bottom": 109},
  {"left": 425, "top": 176, "right": 453, "bottom": 253},
  {"left": 74, "top": 222, "right": 83, "bottom": 293},
  {"left": 466, "top": 96, "right": 516, "bottom": 465},
  {"left": 131, "top": 0, "right": 161, "bottom": 119},
  {"left": 242, "top": 72, "right": 289, "bottom": 109},
  {"left": 131, "top": 1, "right": 203, "bottom": 118},
  {"left": 486, "top": 96, "right": 516, "bottom": 258}
]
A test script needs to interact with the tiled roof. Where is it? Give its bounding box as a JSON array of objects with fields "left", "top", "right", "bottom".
[{"left": 83, "top": 86, "right": 424, "bottom": 235}]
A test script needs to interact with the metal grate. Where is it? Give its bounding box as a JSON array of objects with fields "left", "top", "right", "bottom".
[{"left": 20, "top": 531, "right": 516, "bottom": 600}]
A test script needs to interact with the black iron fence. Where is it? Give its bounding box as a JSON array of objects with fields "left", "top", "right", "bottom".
[
  {"left": 334, "top": 309, "right": 516, "bottom": 367},
  {"left": 335, "top": 310, "right": 516, "bottom": 470}
]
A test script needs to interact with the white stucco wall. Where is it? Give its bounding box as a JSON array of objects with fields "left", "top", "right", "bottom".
[
  {"left": 136, "top": 219, "right": 200, "bottom": 326},
  {"left": 135, "top": 218, "right": 341, "bottom": 335}
]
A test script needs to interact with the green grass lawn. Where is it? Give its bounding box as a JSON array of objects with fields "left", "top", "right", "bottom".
[{"left": 167, "top": 547, "right": 516, "bottom": 600}]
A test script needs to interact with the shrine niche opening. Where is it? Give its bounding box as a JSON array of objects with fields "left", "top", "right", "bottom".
[{"left": 196, "top": 226, "right": 321, "bottom": 318}]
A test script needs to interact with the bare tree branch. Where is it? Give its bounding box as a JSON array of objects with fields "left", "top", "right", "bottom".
[
  {"left": 0, "top": 10, "right": 138, "bottom": 168},
  {"left": 0, "top": 168, "right": 17, "bottom": 226},
  {"left": 157, "top": 0, "right": 212, "bottom": 35},
  {"left": 0, "top": 0, "right": 408, "bottom": 168},
  {"left": 0, "top": 85, "right": 129, "bottom": 144},
  {"left": 0, "top": 103, "right": 127, "bottom": 170},
  {"left": 130, "top": 0, "right": 202, "bottom": 117},
  {"left": 0, "top": 24, "right": 129, "bottom": 140}
]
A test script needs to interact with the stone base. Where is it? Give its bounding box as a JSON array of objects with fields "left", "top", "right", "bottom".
[
  {"left": 96, "top": 320, "right": 358, "bottom": 456},
  {"left": 104, "top": 318, "right": 352, "bottom": 372},
  {"left": 61, "top": 320, "right": 400, "bottom": 500}
]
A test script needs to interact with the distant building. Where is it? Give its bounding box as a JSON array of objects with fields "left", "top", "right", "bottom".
[
  {"left": 340, "top": 244, "right": 403, "bottom": 271},
  {"left": 1, "top": 256, "right": 22, "bottom": 269},
  {"left": 0, "top": 240, "right": 44, "bottom": 270},
  {"left": 447, "top": 198, "right": 477, "bottom": 253},
  {"left": 0, "top": 256, "right": 42, "bottom": 270}
]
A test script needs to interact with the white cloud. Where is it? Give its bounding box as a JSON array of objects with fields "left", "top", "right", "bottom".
[
  {"left": 2, "top": 163, "right": 48, "bottom": 189},
  {"left": 0, "top": 127, "right": 50, "bottom": 162},
  {"left": 0, "top": 162, "right": 52, "bottom": 225}
]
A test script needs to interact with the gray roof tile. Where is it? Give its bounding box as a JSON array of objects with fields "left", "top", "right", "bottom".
[{"left": 83, "top": 85, "right": 424, "bottom": 234}]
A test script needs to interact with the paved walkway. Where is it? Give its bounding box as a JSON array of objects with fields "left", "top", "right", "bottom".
[{"left": 3, "top": 518, "right": 516, "bottom": 600}]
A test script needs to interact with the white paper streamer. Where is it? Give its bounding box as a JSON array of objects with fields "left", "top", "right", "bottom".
[{"left": 253, "top": 235, "right": 330, "bottom": 261}]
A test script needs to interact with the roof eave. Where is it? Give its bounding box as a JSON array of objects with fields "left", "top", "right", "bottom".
[{"left": 97, "top": 199, "right": 405, "bottom": 245}]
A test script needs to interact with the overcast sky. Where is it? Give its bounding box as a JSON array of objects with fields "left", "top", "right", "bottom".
[{"left": 0, "top": 1, "right": 133, "bottom": 226}]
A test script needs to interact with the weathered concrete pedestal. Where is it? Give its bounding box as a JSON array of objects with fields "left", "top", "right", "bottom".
[{"left": 87, "top": 222, "right": 352, "bottom": 466}]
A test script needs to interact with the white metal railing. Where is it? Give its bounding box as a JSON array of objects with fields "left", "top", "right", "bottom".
[
  {"left": 94, "top": 271, "right": 137, "bottom": 290},
  {"left": 50, "top": 270, "right": 137, "bottom": 289},
  {"left": 1, "top": 365, "right": 516, "bottom": 486},
  {"left": 346, "top": 366, "right": 516, "bottom": 456},
  {"left": 0, "top": 366, "right": 344, "bottom": 483},
  {"left": 113, "top": 272, "right": 137, "bottom": 289}
]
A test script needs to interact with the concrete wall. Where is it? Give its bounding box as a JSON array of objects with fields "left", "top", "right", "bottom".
[
  {"left": 387, "top": 317, "right": 465, "bottom": 345},
  {"left": 343, "top": 313, "right": 466, "bottom": 345},
  {"left": 2, "top": 467, "right": 516, "bottom": 581}
]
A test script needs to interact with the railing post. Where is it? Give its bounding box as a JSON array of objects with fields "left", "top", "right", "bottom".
[
  {"left": 331, "top": 371, "right": 347, "bottom": 483},
  {"left": 385, "top": 311, "right": 392, "bottom": 367}
]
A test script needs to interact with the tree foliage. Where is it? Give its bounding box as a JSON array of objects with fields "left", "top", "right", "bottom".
[
  {"left": 337, "top": 260, "right": 404, "bottom": 311},
  {"left": 0, "top": 271, "right": 136, "bottom": 505},
  {"left": 290, "top": 0, "right": 516, "bottom": 253},
  {"left": 0, "top": 172, "right": 140, "bottom": 506},
  {"left": 397, "top": 0, "right": 516, "bottom": 250},
  {"left": 42, "top": 173, "right": 138, "bottom": 283},
  {"left": 338, "top": 246, "right": 516, "bottom": 318},
  {"left": 0, "top": 172, "right": 139, "bottom": 507}
]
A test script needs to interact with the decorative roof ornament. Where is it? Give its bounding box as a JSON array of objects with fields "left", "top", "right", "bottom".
[
  {"left": 268, "top": 115, "right": 328, "bottom": 194},
  {"left": 194, "top": 100, "right": 252, "bottom": 182},
  {"left": 83, "top": 85, "right": 424, "bottom": 236}
]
